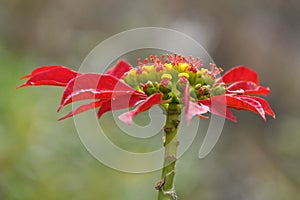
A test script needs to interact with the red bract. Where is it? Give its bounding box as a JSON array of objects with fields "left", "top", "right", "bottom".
[
  {"left": 118, "top": 93, "right": 167, "bottom": 125},
  {"left": 184, "top": 80, "right": 209, "bottom": 125},
  {"left": 58, "top": 73, "right": 144, "bottom": 110},
  {"left": 18, "top": 66, "right": 80, "bottom": 87},
  {"left": 218, "top": 65, "right": 259, "bottom": 84},
  {"left": 199, "top": 66, "right": 275, "bottom": 121}
]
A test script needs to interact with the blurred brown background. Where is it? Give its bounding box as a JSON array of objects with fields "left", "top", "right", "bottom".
[{"left": 0, "top": 0, "right": 299, "bottom": 199}]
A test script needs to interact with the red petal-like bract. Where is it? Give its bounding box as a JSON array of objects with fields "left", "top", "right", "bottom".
[
  {"left": 105, "top": 60, "right": 133, "bottom": 79},
  {"left": 58, "top": 100, "right": 105, "bottom": 120},
  {"left": 97, "top": 94, "right": 147, "bottom": 119},
  {"left": 219, "top": 66, "right": 259, "bottom": 85},
  {"left": 20, "top": 66, "right": 63, "bottom": 79},
  {"left": 184, "top": 81, "right": 209, "bottom": 125},
  {"left": 185, "top": 101, "right": 209, "bottom": 125},
  {"left": 225, "top": 95, "right": 275, "bottom": 120},
  {"left": 200, "top": 94, "right": 275, "bottom": 121},
  {"left": 226, "top": 81, "right": 270, "bottom": 96},
  {"left": 240, "top": 96, "right": 275, "bottom": 118},
  {"left": 118, "top": 93, "right": 166, "bottom": 125},
  {"left": 60, "top": 91, "right": 148, "bottom": 120},
  {"left": 199, "top": 96, "right": 237, "bottom": 122},
  {"left": 18, "top": 66, "right": 79, "bottom": 88},
  {"left": 59, "top": 73, "right": 145, "bottom": 110}
]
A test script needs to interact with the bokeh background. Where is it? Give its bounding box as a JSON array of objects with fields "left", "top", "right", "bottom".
[{"left": 1, "top": 0, "right": 300, "bottom": 199}]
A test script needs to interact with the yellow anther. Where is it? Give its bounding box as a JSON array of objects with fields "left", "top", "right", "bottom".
[
  {"left": 178, "top": 72, "right": 189, "bottom": 79},
  {"left": 129, "top": 69, "right": 136, "bottom": 76},
  {"left": 142, "top": 65, "right": 154, "bottom": 72},
  {"left": 161, "top": 74, "right": 172, "bottom": 80},
  {"left": 164, "top": 63, "right": 173, "bottom": 69},
  {"left": 200, "top": 68, "right": 208, "bottom": 74},
  {"left": 178, "top": 63, "right": 189, "bottom": 71}
]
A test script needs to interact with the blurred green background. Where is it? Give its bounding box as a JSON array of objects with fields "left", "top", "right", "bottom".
[{"left": 1, "top": 0, "right": 300, "bottom": 199}]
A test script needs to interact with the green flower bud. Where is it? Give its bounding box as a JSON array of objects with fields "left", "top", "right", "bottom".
[
  {"left": 195, "top": 77, "right": 205, "bottom": 85},
  {"left": 202, "top": 75, "right": 214, "bottom": 86},
  {"left": 159, "top": 85, "right": 172, "bottom": 94},
  {"left": 144, "top": 81, "right": 157, "bottom": 95},
  {"left": 212, "top": 85, "right": 226, "bottom": 95}
]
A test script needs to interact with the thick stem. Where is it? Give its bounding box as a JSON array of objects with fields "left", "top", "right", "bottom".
[{"left": 157, "top": 103, "right": 181, "bottom": 200}]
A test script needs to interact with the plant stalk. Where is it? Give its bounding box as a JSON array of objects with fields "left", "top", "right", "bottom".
[{"left": 157, "top": 103, "right": 181, "bottom": 200}]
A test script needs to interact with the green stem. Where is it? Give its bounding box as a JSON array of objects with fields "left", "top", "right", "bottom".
[{"left": 157, "top": 103, "right": 181, "bottom": 200}]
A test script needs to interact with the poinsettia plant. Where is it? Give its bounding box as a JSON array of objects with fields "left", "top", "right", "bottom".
[{"left": 19, "top": 54, "right": 275, "bottom": 200}]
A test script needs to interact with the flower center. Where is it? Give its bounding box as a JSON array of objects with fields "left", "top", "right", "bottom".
[{"left": 123, "top": 54, "right": 226, "bottom": 103}]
